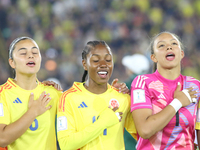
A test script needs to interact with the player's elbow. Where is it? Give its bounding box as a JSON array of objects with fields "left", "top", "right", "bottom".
[
  {"left": 138, "top": 128, "right": 155, "bottom": 139},
  {"left": 0, "top": 125, "right": 10, "bottom": 147},
  {"left": 0, "top": 132, "right": 11, "bottom": 147},
  {"left": 139, "top": 132, "right": 152, "bottom": 139},
  {"left": 0, "top": 137, "right": 9, "bottom": 148},
  {"left": 0, "top": 144, "right": 7, "bottom": 148}
]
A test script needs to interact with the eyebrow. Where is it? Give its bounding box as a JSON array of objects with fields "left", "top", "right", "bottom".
[
  {"left": 18, "top": 47, "right": 38, "bottom": 51},
  {"left": 157, "top": 39, "right": 177, "bottom": 44},
  {"left": 91, "top": 53, "right": 111, "bottom": 56}
]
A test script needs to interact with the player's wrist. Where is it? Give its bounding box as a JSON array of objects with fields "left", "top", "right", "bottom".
[
  {"left": 169, "top": 98, "right": 182, "bottom": 112},
  {"left": 27, "top": 107, "right": 38, "bottom": 118}
]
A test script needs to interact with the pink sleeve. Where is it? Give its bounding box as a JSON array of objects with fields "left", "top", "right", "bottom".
[{"left": 130, "top": 75, "right": 152, "bottom": 112}]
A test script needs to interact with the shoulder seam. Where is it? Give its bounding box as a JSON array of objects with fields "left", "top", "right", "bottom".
[
  {"left": 110, "top": 86, "right": 119, "bottom": 92},
  {"left": 186, "top": 76, "right": 200, "bottom": 82},
  {"left": 7, "top": 80, "right": 16, "bottom": 87},
  {"left": 73, "top": 84, "right": 82, "bottom": 92},
  {"left": 0, "top": 82, "right": 14, "bottom": 93},
  {"left": 59, "top": 88, "right": 77, "bottom": 112}
]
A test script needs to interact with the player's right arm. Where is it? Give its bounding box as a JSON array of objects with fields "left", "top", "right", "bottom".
[
  {"left": 131, "top": 77, "right": 196, "bottom": 139},
  {"left": 57, "top": 95, "right": 121, "bottom": 150},
  {"left": 0, "top": 92, "right": 52, "bottom": 147}
]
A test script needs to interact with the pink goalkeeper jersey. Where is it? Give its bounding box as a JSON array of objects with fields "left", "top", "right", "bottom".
[{"left": 131, "top": 70, "right": 200, "bottom": 150}]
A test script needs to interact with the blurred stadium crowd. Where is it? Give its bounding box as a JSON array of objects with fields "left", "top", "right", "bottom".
[{"left": 0, "top": 0, "right": 200, "bottom": 90}]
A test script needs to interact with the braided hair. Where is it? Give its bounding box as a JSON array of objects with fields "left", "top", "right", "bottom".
[{"left": 81, "top": 40, "right": 109, "bottom": 82}]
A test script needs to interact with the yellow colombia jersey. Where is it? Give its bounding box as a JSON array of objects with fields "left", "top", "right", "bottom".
[
  {"left": 0, "top": 78, "right": 62, "bottom": 150},
  {"left": 57, "top": 82, "right": 137, "bottom": 150}
]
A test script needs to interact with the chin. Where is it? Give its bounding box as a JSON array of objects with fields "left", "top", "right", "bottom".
[
  {"left": 164, "top": 66, "right": 177, "bottom": 70},
  {"left": 96, "top": 80, "right": 109, "bottom": 85},
  {"left": 28, "top": 68, "right": 40, "bottom": 73},
  {"left": 25, "top": 71, "right": 38, "bottom": 76}
]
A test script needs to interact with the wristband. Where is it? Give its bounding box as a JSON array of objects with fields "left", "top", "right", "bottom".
[
  {"left": 192, "top": 98, "right": 197, "bottom": 103},
  {"left": 182, "top": 89, "right": 192, "bottom": 102},
  {"left": 115, "top": 112, "right": 121, "bottom": 120},
  {"left": 169, "top": 98, "right": 182, "bottom": 112},
  {"left": 182, "top": 89, "right": 197, "bottom": 103}
]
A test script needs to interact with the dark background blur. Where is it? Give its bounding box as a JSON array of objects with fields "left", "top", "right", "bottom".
[{"left": 0, "top": 0, "right": 200, "bottom": 90}]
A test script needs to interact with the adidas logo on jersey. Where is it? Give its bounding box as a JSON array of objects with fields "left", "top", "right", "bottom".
[
  {"left": 158, "top": 93, "right": 166, "bottom": 99},
  {"left": 78, "top": 102, "right": 88, "bottom": 108},
  {"left": 13, "top": 98, "right": 22, "bottom": 103}
]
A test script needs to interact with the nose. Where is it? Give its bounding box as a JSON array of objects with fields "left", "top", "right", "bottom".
[
  {"left": 28, "top": 52, "right": 34, "bottom": 58},
  {"left": 99, "top": 60, "right": 107, "bottom": 68},
  {"left": 167, "top": 45, "right": 172, "bottom": 50}
]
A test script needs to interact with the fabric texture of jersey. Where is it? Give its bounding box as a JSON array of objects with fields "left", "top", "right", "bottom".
[
  {"left": 0, "top": 78, "right": 62, "bottom": 150},
  {"left": 131, "top": 70, "right": 200, "bottom": 150},
  {"left": 57, "top": 82, "right": 137, "bottom": 150}
]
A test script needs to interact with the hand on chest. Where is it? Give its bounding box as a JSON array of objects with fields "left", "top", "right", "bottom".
[{"left": 76, "top": 96, "right": 126, "bottom": 126}]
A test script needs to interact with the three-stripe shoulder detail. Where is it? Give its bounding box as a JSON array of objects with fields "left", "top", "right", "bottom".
[
  {"left": 135, "top": 75, "right": 147, "bottom": 89},
  {"left": 186, "top": 76, "right": 200, "bottom": 82},
  {"left": 59, "top": 87, "right": 77, "bottom": 112},
  {"left": 0, "top": 82, "right": 15, "bottom": 93},
  {"left": 73, "top": 83, "right": 82, "bottom": 92}
]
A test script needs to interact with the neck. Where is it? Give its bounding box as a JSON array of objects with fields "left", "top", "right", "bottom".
[
  {"left": 13, "top": 74, "right": 38, "bottom": 90},
  {"left": 157, "top": 66, "right": 181, "bottom": 80},
  {"left": 84, "top": 80, "right": 107, "bottom": 94}
]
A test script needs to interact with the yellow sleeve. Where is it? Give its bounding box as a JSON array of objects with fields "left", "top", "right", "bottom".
[
  {"left": 57, "top": 96, "right": 119, "bottom": 150},
  {"left": 124, "top": 110, "right": 137, "bottom": 140},
  {"left": 0, "top": 92, "right": 10, "bottom": 125},
  {"left": 196, "top": 100, "right": 200, "bottom": 130},
  {"left": 124, "top": 94, "right": 137, "bottom": 140}
]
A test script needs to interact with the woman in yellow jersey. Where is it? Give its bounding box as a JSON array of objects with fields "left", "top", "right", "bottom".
[
  {"left": 57, "top": 40, "right": 137, "bottom": 150},
  {"left": 0, "top": 37, "right": 62, "bottom": 150},
  {"left": 0, "top": 37, "right": 129, "bottom": 150}
]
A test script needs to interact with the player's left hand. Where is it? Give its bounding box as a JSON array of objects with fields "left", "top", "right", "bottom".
[
  {"left": 42, "top": 80, "right": 63, "bottom": 91},
  {"left": 111, "top": 78, "right": 130, "bottom": 94}
]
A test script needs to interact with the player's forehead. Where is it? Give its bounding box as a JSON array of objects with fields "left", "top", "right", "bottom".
[
  {"left": 154, "top": 33, "right": 179, "bottom": 45},
  {"left": 15, "top": 39, "right": 38, "bottom": 48},
  {"left": 89, "top": 44, "right": 112, "bottom": 56},
  {"left": 12, "top": 39, "right": 39, "bottom": 54}
]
